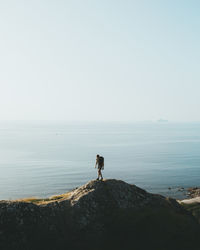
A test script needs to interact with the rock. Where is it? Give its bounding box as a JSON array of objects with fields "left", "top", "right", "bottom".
[
  {"left": 187, "top": 187, "right": 200, "bottom": 198},
  {"left": 0, "top": 179, "right": 200, "bottom": 250}
]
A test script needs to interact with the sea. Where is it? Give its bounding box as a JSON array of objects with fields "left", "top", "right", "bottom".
[{"left": 0, "top": 121, "right": 200, "bottom": 200}]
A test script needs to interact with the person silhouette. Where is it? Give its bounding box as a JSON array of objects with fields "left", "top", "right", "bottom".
[{"left": 95, "top": 154, "right": 104, "bottom": 181}]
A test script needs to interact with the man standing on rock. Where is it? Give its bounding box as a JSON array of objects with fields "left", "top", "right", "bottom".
[{"left": 95, "top": 155, "right": 104, "bottom": 181}]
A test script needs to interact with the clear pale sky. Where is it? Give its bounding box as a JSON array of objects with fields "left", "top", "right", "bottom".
[{"left": 0, "top": 0, "right": 199, "bottom": 122}]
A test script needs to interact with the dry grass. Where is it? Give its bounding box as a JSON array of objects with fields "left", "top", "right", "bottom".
[{"left": 15, "top": 191, "right": 72, "bottom": 205}]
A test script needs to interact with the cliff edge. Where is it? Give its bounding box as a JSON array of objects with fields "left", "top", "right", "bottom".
[{"left": 0, "top": 179, "right": 199, "bottom": 250}]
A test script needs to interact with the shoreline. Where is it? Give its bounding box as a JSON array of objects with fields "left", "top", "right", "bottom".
[{"left": 179, "top": 187, "right": 200, "bottom": 204}]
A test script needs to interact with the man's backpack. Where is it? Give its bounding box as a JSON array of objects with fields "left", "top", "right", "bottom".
[{"left": 99, "top": 156, "right": 104, "bottom": 166}]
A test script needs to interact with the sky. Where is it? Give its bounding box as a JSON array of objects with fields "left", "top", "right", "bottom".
[{"left": 0, "top": 0, "right": 199, "bottom": 122}]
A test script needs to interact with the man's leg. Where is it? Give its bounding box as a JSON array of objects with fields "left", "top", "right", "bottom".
[
  {"left": 99, "top": 168, "right": 103, "bottom": 180},
  {"left": 97, "top": 168, "right": 100, "bottom": 180}
]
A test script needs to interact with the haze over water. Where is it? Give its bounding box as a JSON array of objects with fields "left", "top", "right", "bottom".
[{"left": 0, "top": 121, "right": 200, "bottom": 200}]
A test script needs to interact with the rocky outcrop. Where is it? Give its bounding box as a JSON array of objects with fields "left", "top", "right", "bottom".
[
  {"left": 180, "top": 187, "right": 200, "bottom": 205},
  {"left": 188, "top": 187, "right": 200, "bottom": 198},
  {"left": 0, "top": 179, "right": 200, "bottom": 250}
]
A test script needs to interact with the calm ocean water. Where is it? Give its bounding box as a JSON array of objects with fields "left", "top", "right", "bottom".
[{"left": 0, "top": 121, "right": 200, "bottom": 200}]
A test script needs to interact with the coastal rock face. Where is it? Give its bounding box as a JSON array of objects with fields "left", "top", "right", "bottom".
[
  {"left": 0, "top": 179, "right": 199, "bottom": 250},
  {"left": 68, "top": 179, "right": 180, "bottom": 228},
  {"left": 188, "top": 187, "right": 200, "bottom": 198}
]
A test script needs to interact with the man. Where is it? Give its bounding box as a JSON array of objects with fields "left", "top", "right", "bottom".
[{"left": 95, "top": 154, "right": 104, "bottom": 181}]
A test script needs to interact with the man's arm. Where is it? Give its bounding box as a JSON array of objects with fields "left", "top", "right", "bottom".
[{"left": 95, "top": 160, "right": 97, "bottom": 168}]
